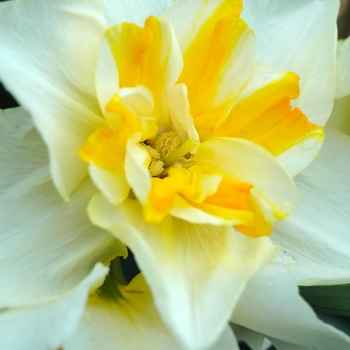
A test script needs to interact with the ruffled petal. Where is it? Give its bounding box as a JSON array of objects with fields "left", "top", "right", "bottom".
[
  {"left": 196, "top": 137, "right": 296, "bottom": 236},
  {"left": 242, "top": 0, "right": 338, "bottom": 126},
  {"left": 163, "top": 0, "right": 242, "bottom": 54},
  {"left": 99, "top": 0, "right": 175, "bottom": 27},
  {"left": 102, "top": 15, "right": 183, "bottom": 119},
  {"left": 88, "top": 194, "right": 278, "bottom": 350},
  {"left": 210, "top": 63, "right": 324, "bottom": 176},
  {"left": 0, "top": 0, "right": 107, "bottom": 199},
  {"left": 64, "top": 273, "right": 238, "bottom": 350},
  {"left": 165, "top": 0, "right": 254, "bottom": 138},
  {"left": 231, "top": 263, "right": 350, "bottom": 349},
  {"left": 0, "top": 263, "right": 108, "bottom": 350},
  {"left": 272, "top": 130, "right": 350, "bottom": 285},
  {"left": 0, "top": 108, "right": 126, "bottom": 308},
  {"left": 63, "top": 273, "right": 182, "bottom": 350}
]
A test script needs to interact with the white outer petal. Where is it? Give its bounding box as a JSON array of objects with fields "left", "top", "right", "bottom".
[
  {"left": 0, "top": 264, "right": 108, "bottom": 350},
  {"left": 272, "top": 130, "right": 350, "bottom": 285},
  {"left": 242, "top": 0, "right": 338, "bottom": 126},
  {"left": 336, "top": 37, "right": 350, "bottom": 99},
  {"left": 0, "top": 0, "right": 108, "bottom": 199},
  {"left": 99, "top": 0, "right": 176, "bottom": 27},
  {"left": 0, "top": 107, "right": 126, "bottom": 307},
  {"left": 231, "top": 263, "right": 350, "bottom": 349}
]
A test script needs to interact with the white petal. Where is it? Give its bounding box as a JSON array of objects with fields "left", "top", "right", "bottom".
[
  {"left": 89, "top": 163, "right": 130, "bottom": 206},
  {"left": 64, "top": 273, "right": 182, "bottom": 350},
  {"left": 326, "top": 94, "right": 350, "bottom": 136},
  {"left": 167, "top": 83, "right": 199, "bottom": 143},
  {"left": 242, "top": 0, "right": 338, "bottom": 126},
  {"left": 88, "top": 194, "right": 278, "bottom": 350},
  {"left": 231, "top": 324, "right": 265, "bottom": 350},
  {"left": 0, "top": 0, "right": 107, "bottom": 199},
  {"left": 125, "top": 139, "right": 152, "bottom": 204},
  {"left": 99, "top": 0, "right": 175, "bottom": 27},
  {"left": 0, "top": 263, "right": 108, "bottom": 350},
  {"left": 196, "top": 137, "right": 296, "bottom": 221},
  {"left": 336, "top": 37, "right": 350, "bottom": 99},
  {"left": 64, "top": 273, "right": 238, "bottom": 350},
  {"left": 169, "top": 195, "right": 235, "bottom": 225},
  {"left": 231, "top": 263, "right": 350, "bottom": 349},
  {"left": 0, "top": 108, "right": 126, "bottom": 307},
  {"left": 272, "top": 130, "right": 350, "bottom": 285}
]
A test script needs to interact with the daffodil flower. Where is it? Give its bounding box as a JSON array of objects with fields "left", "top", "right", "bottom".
[
  {"left": 2, "top": 107, "right": 350, "bottom": 350},
  {"left": 1, "top": 0, "right": 350, "bottom": 349}
]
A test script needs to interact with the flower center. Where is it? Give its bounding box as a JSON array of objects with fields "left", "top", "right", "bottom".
[{"left": 142, "top": 131, "right": 196, "bottom": 178}]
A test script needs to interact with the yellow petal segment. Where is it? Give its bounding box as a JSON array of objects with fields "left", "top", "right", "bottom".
[
  {"left": 105, "top": 16, "right": 182, "bottom": 116},
  {"left": 79, "top": 98, "right": 142, "bottom": 173},
  {"left": 204, "top": 177, "right": 253, "bottom": 211},
  {"left": 209, "top": 70, "right": 324, "bottom": 157},
  {"left": 144, "top": 166, "right": 222, "bottom": 223},
  {"left": 164, "top": 0, "right": 242, "bottom": 54},
  {"left": 180, "top": 18, "right": 252, "bottom": 114}
]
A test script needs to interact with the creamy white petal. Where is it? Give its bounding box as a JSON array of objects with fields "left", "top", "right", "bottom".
[
  {"left": 88, "top": 194, "right": 278, "bottom": 350},
  {"left": 99, "top": 0, "right": 175, "bottom": 27},
  {"left": 0, "top": 0, "right": 107, "bottom": 199},
  {"left": 64, "top": 273, "right": 238, "bottom": 350},
  {"left": 63, "top": 273, "right": 182, "bottom": 350},
  {"left": 0, "top": 108, "right": 126, "bottom": 307},
  {"left": 272, "top": 130, "right": 350, "bottom": 285},
  {"left": 231, "top": 324, "right": 265, "bottom": 350},
  {"left": 212, "top": 63, "right": 325, "bottom": 177},
  {"left": 196, "top": 137, "right": 296, "bottom": 222},
  {"left": 167, "top": 84, "right": 199, "bottom": 143},
  {"left": 0, "top": 263, "right": 108, "bottom": 350},
  {"left": 335, "top": 37, "right": 350, "bottom": 99},
  {"left": 326, "top": 94, "right": 350, "bottom": 136},
  {"left": 242, "top": 0, "right": 338, "bottom": 126},
  {"left": 163, "top": 0, "right": 241, "bottom": 54},
  {"left": 88, "top": 163, "right": 130, "bottom": 206},
  {"left": 125, "top": 139, "right": 152, "bottom": 204},
  {"left": 231, "top": 263, "right": 350, "bottom": 349}
]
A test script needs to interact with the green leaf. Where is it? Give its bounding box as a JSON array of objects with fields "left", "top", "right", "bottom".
[{"left": 300, "top": 284, "right": 350, "bottom": 317}]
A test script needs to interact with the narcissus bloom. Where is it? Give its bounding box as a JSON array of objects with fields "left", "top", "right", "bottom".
[{"left": 1, "top": 0, "right": 350, "bottom": 349}]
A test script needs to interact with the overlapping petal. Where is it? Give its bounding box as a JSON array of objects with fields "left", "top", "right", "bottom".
[
  {"left": 88, "top": 194, "right": 278, "bottom": 350},
  {"left": 242, "top": 0, "right": 338, "bottom": 126},
  {"left": 0, "top": 263, "right": 108, "bottom": 350},
  {"left": 209, "top": 63, "right": 324, "bottom": 176},
  {"left": 63, "top": 272, "right": 239, "bottom": 350},
  {"left": 196, "top": 137, "right": 296, "bottom": 236},
  {"left": 0, "top": 108, "right": 126, "bottom": 307},
  {"left": 231, "top": 264, "right": 350, "bottom": 349},
  {"left": 335, "top": 37, "right": 350, "bottom": 99},
  {"left": 272, "top": 130, "right": 350, "bottom": 285},
  {"left": 0, "top": 0, "right": 108, "bottom": 199}
]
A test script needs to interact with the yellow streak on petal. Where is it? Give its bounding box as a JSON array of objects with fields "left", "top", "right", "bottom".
[
  {"left": 144, "top": 166, "right": 220, "bottom": 223},
  {"left": 234, "top": 196, "right": 273, "bottom": 238},
  {"left": 210, "top": 71, "right": 324, "bottom": 156},
  {"left": 79, "top": 99, "right": 141, "bottom": 173},
  {"left": 105, "top": 16, "right": 179, "bottom": 115},
  {"left": 79, "top": 127, "right": 127, "bottom": 173},
  {"left": 180, "top": 18, "right": 250, "bottom": 115},
  {"left": 204, "top": 177, "right": 253, "bottom": 211},
  {"left": 144, "top": 169, "right": 192, "bottom": 223}
]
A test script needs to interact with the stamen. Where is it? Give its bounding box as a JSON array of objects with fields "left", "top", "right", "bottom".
[{"left": 163, "top": 138, "right": 197, "bottom": 167}]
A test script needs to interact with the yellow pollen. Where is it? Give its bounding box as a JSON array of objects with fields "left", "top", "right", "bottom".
[
  {"left": 163, "top": 138, "right": 197, "bottom": 167},
  {"left": 154, "top": 132, "right": 181, "bottom": 158}
]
